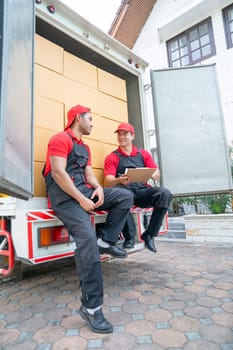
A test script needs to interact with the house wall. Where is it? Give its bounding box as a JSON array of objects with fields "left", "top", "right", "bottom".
[
  {"left": 133, "top": 0, "right": 233, "bottom": 145},
  {"left": 34, "top": 34, "right": 128, "bottom": 196}
]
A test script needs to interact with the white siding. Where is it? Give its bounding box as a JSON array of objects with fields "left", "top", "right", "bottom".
[{"left": 134, "top": 0, "right": 233, "bottom": 144}]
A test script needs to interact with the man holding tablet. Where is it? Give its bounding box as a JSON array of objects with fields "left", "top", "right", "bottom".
[{"left": 104, "top": 122, "right": 172, "bottom": 252}]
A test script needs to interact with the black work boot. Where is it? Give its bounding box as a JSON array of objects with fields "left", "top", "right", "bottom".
[
  {"left": 123, "top": 238, "right": 135, "bottom": 249},
  {"left": 141, "top": 231, "right": 157, "bottom": 253},
  {"left": 79, "top": 305, "right": 113, "bottom": 333},
  {"left": 98, "top": 244, "right": 128, "bottom": 258}
]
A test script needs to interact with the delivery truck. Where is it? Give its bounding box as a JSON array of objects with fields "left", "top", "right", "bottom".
[
  {"left": 0, "top": 0, "right": 168, "bottom": 277},
  {"left": 0, "top": 0, "right": 232, "bottom": 277}
]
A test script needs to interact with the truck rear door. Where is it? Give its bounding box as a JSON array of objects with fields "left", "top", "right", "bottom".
[
  {"left": 150, "top": 65, "right": 232, "bottom": 196},
  {"left": 0, "top": 0, "right": 34, "bottom": 199}
]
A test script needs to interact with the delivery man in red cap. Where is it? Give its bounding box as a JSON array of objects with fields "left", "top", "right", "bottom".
[
  {"left": 43, "top": 106, "right": 134, "bottom": 334},
  {"left": 104, "top": 122, "right": 172, "bottom": 252}
]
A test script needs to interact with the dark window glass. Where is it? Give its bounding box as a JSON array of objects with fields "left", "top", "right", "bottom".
[
  {"left": 171, "top": 50, "right": 179, "bottom": 60},
  {"left": 179, "top": 36, "right": 187, "bottom": 46},
  {"left": 192, "top": 49, "right": 201, "bottom": 61},
  {"left": 180, "top": 46, "right": 188, "bottom": 56},
  {"left": 170, "top": 40, "right": 178, "bottom": 50},
  {"left": 202, "top": 44, "right": 211, "bottom": 57},
  {"left": 199, "top": 23, "right": 208, "bottom": 36},
  {"left": 167, "top": 18, "right": 216, "bottom": 67},
  {"left": 223, "top": 3, "right": 233, "bottom": 49},
  {"left": 181, "top": 56, "right": 189, "bottom": 66},
  {"left": 173, "top": 60, "right": 181, "bottom": 68}
]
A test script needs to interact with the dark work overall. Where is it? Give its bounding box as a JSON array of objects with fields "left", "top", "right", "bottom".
[
  {"left": 43, "top": 135, "right": 133, "bottom": 309},
  {"left": 114, "top": 150, "right": 173, "bottom": 239}
]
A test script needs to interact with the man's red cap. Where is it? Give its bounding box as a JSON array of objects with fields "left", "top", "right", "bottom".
[
  {"left": 114, "top": 122, "right": 134, "bottom": 134},
  {"left": 65, "top": 104, "right": 90, "bottom": 130}
]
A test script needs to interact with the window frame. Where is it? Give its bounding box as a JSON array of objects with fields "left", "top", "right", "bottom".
[
  {"left": 167, "top": 17, "right": 216, "bottom": 68},
  {"left": 223, "top": 3, "right": 233, "bottom": 49}
]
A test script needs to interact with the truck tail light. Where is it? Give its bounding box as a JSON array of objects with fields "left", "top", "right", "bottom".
[{"left": 38, "top": 226, "right": 70, "bottom": 247}]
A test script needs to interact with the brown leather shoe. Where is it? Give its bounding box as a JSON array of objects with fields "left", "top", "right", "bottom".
[
  {"left": 141, "top": 232, "right": 157, "bottom": 252},
  {"left": 79, "top": 305, "right": 113, "bottom": 333}
]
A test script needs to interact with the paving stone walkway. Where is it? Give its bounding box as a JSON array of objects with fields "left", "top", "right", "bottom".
[{"left": 0, "top": 241, "right": 233, "bottom": 350}]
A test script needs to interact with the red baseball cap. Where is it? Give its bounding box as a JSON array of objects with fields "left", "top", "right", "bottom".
[
  {"left": 65, "top": 104, "right": 90, "bottom": 130},
  {"left": 114, "top": 122, "right": 134, "bottom": 134}
]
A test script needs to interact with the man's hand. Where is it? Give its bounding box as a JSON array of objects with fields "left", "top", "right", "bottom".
[
  {"left": 118, "top": 175, "right": 130, "bottom": 186},
  {"left": 151, "top": 168, "right": 160, "bottom": 181},
  {"left": 104, "top": 174, "right": 130, "bottom": 187},
  {"left": 91, "top": 186, "right": 104, "bottom": 208},
  {"left": 78, "top": 196, "right": 98, "bottom": 211}
]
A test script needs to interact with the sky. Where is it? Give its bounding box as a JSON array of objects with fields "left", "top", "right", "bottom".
[{"left": 60, "top": 0, "right": 122, "bottom": 32}]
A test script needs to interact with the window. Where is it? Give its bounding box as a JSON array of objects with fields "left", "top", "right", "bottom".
[
  {"left": 167, "top": 18, "right": 216, "bottom": 67},
  {"left": 223, "top": 3, "right": 233, "bottom": 49}
]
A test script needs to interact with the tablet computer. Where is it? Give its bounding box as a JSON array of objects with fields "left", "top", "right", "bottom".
[{"left": 125, "top": 168, "right": 156, "bottom": 182}]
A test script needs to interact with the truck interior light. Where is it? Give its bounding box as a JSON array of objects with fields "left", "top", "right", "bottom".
[
  {"left": 148, "top": 129, "right": 155, "bottom": 137},
  {"left": 38, "top": 226, "right": 70, "bottom": 247},
  {"left": 82, "top": 32, "right": 89, "bottom": 38},
  {"left": 47, "top": 5, "right": 55, "bottom": 14},
  {"left": 144, "top": 83, "right": 151, "bottom": 91}
]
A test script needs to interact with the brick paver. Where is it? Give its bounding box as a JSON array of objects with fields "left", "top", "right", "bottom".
[{"left": 0, "top": 241, "right": 233, "bottom": 349}]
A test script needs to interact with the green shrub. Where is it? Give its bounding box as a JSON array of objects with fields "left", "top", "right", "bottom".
[{"left": 200, "top": 193, "right": 231, "bottom": 214}]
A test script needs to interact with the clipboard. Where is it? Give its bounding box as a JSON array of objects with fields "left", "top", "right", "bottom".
[{"left": 125, "top": 168, "right": 156, "bottom": 182}]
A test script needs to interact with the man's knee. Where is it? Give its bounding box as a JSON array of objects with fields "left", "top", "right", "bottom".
[
  {"left": 152, "top": 187, "right": 173, "bottom": 208},
  {"left": 111, "top": 187, "right": 134, "bottom": 208},
  {"left": 120, "top": 188, "right": 134, "bottom": 207},
  {"left": 162, "top": 187, "right": 173, "bottom": 201}
]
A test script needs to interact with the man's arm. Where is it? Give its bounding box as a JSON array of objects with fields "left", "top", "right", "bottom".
[
  {"left": 84, "top": 165, "right": 101, "bottom": 189},
  {"left": 84, "top": 165, "right": 104, "bottom": 207},
  {"left": 104, "top": 152, "right": 129, "bottom": 187},
  {"left": 50, "top": 156, "right": 97, "bottom": 211},
  {"left": 141, "top": 149, "right": 160, "bottom": 181},
  {"left": 151, "top": 168, "right": 160, "bottom": 181},
  {"left": 104, "top": 174, "right": 129, "bottom": 187}
]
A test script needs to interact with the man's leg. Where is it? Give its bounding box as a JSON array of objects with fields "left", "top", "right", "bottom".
[
  {"left": 146, "top": 207, "right": 168, "bottom": 237},
  {"left": 134, "top": 186, "right": 172, "bottom": 252},
  {"left": 96, "top": 187, "right": 134, "bottom": 256},
  {"left": 52, "top": 199, "right": 113, "bottom": 333},
  {"left": 122, "top": 212, "right": 136, "bottom": 248}
]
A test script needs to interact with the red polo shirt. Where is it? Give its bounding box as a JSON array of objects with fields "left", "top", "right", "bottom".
[
  {"left": 43, "top": 128, "right": 91, "bottom": 176},
  {"left": 104, "top": 145, "right": 157, "bottom": 177}
]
